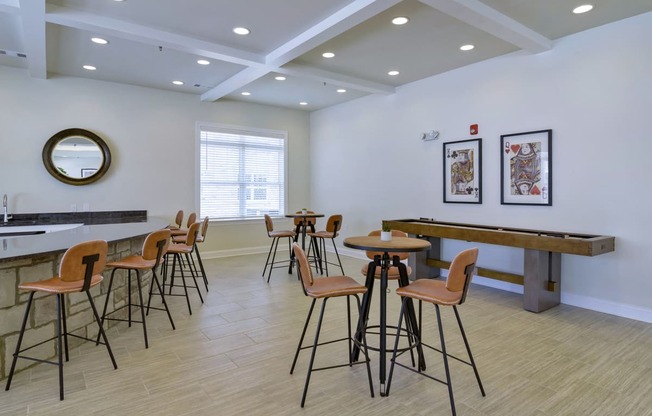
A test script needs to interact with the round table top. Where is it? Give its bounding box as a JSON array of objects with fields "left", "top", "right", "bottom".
[
  {"left": 343, "top": 236, "right": 431, "bottom": 252},
  {"left": 285, "top": 212, "right": 324, "bottom": 218}
]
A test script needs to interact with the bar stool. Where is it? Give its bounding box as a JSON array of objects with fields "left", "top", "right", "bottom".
[
  {"left": 306, "top": 214, "right": 344, "bottom": 276},
  {"left": 289, "top": 243, "right": 374, "bottom": 407},
  {"left": 164, "top": 222, "right": 204, "bottom": 315},
  {"left": 262, "top": 214, "right": 296, "bottom": 283},
  {"left": 97, "top": 229, "right": 175, "bottom": 349},
  {"left": 5, "top": 240, "right": 117, "bottom": 400},
  {"left": 386, "top": 248, "right": 485, "bottom": 416},
  {"left": 170, "top": 212, "right": 196, "bottom": 237},
  {"left": 169, "top": 209, "right": 184, "bottom": 231},
  {"left": 173, "top": 216, "right": 209, "bottom": 292}
]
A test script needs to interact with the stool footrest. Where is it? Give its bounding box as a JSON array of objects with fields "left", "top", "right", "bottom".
[
  {"left": 391, "top": 359, "right": 448, "bottom": 386},
  {"left": 103, "top": 316, "right": 145, "bottom": 325},
  {"left": 311, "top": 359, "right": 370, "bottom": 373}
]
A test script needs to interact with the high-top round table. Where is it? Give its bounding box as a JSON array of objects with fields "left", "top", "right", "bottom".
[
  {"left": 285, "top": 212, "right": 324, "bottom": 273},
  {"left": 344, "top": 235, "right": 431, "bottom": 396}
]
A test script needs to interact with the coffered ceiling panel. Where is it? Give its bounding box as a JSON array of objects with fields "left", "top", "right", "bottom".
[{"left": 2, "top": 0, "right": 650, "bottom": 111}]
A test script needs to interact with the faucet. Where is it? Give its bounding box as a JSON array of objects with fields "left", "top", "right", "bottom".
[{"left": 3, "top": 194, "right": 10, "bottom": 223}]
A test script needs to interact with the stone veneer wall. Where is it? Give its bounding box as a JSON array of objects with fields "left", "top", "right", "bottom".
[{"left": 0, "top": 236, "right": 149, "bottom": 380}]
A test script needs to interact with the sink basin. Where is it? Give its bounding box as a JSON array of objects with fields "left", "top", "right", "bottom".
[{"left": 0, "top": 223, "right": 83, "bottom": 238}]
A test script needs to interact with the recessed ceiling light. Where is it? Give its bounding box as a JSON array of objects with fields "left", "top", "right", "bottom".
[
  {"left": 91, "top": 37, "right": 108, "bottom": 45},
  {"left": 460, "top": 44, "right": 475, "bottom": 51},
  {"left": 113, "top": 0, "right": 126, "bottom": 2},
  {"left": 299, "top": 102, "right": 308, "bottom": 106},
  {"left": 392, "top": 17, "right": 409, "bottom": 25},
  {"left": 337, "top": 89, "right": 346, "bottom": 93},
  {"left": 197, "top": 59, "right": 210, "bottom": 65},
  {"left": 83, "top": 65, "right": 96, "bottom": 71},
  {"left": 573, "top": 4, "right": 593, "bottom": 14},
  {"left": 172, "top": 80, "right": 184, "bottom": 85},
  {"left": 275, "top": 76, "right": 286, "bottom": 81},
  {"left": 322, "top": 52, "right": 335, "bottom": 58},
  {"left": 233, "top": 27, "right": 250, "bottom": 35},
  {"left": 241, "top": 91, "right": 251, "bottom": 96},
  {"left": 388, "top": 70, "right": 399, "bottom": 76}
]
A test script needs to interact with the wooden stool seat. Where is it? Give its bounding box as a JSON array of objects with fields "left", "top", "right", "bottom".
[
  {"left": 18, "top": 275, "right": 103, "bottom": 293},
  {"left": 108, "top": 255, "right": 157, "bottom": 270},
  {"left": 303, "top": 275, "right": 367, "bottom": 298},
  {"left": 395, "top": 279, "right": 462, "bottom": 305}
]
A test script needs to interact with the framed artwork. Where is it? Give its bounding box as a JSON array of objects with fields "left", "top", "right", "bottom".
[
  {"left": 500, "top": 129, "right": 552, "bottom": 206},
  {"left": 443, "top": 138, "right": 482, "bottom": 204},
  {"left": 81, "top": 168, "right": 98, "bottom": 178}
]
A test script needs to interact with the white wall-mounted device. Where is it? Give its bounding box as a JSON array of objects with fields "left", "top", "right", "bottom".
[{"left": 421, "top": 130, "right": 439, "bottom": 141}]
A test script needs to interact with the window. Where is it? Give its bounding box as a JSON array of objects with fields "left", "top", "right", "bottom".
[{"left": 197, "top": 123, "right": 287, "bottom": 221}]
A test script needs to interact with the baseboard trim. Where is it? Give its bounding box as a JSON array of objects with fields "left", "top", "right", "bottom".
[
  {"left": 472, "top": 276, "right": 652, "bottom": 323},
  {"left": 200, "top": 247, "right": 652, "bottom": 323}
]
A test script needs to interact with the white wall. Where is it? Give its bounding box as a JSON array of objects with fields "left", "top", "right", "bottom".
[
  {"left": 0, "top": 67, "right": 310, "bottom": 253},
  {"left": 310, "top": 12, "right": 652, "bottom": 322}
]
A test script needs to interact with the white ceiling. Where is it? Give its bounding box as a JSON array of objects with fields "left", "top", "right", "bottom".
[{"left": 1, "top": 0, "right": 651, "bottom": 111}]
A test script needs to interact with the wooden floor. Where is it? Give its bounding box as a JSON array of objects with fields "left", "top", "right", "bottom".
[{"left": 2, "top": 253, "right": 651, "bottom": 415}]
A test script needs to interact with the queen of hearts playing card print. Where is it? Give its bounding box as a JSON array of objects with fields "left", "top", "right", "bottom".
[{"left": 500, "top": 129, "right": 552, "bottom": 206}]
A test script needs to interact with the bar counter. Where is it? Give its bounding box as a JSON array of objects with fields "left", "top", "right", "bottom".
[{"left": 0, "top": 212, "right": 169, "bottom": 380}]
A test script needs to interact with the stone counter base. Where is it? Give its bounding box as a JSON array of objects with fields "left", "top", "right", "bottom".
[{"left": 0, "top": 236, "right": 148, "bottom": 380}]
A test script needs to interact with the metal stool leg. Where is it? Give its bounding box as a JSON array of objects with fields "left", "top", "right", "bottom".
[
  {"left": 435, "top": 304, "right": 456, "bottom": 416},
  {"left": 56, "top": 294, "right": 64, "bottom": 400},
  {"left": 5, "top": 293, "right": 34, "bottom": 392},
  {"left": 301, "top": 298, "right": 328, "bottom": 408},
  {"left": 86, "top": 290, "right": 118, "bottom": 371},
  {"left": 290, "top": 298, "right": 316, "bottom": 374},
  {"left": 454, "top": 305, "right": 485, "bottom": 396},
  {"left": 135, "top": 270, "right": 149, "bottom": 348}
]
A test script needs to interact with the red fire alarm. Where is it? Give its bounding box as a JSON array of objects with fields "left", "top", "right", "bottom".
[{"left": 470, "top": 124, "right": 478, "bottom": 135}]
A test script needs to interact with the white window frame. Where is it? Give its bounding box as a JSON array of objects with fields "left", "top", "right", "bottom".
[{"left": 195, "top": 122, "right": 289, "bottom": 222}]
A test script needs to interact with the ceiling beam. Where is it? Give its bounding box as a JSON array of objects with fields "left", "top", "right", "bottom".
[
  {"left": 18, "top": 0, "right": 47, "bottom": 79},
  {"left": 202, "top": 0, "right": 401, "bottom": 102},
  {"left": 266, "top": 0, "right": 404, "bottom": 67},
  {"left": 278, "top": 63, "right": 395, "bottom": 95},
  {"left": 200, "top": 67, "right": 270, "bottom": 102},
  {"left": 46, "top": 5, "right": 265, "bottom": 68},
  {"left": 419, "top": 0, "right": 552, "bottom": 53}
]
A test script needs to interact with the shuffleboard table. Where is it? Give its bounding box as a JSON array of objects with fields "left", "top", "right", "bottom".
[{"left": 384, "top": 218, "right": 615, "bottom": 312}]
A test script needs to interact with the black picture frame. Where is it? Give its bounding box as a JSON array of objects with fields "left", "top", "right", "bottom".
[
  {"left": 443, "top": 138, "right": 482, "bottom": 204},
  {"left": 500, "top": 129, "right": 552, "bottom": 206}
]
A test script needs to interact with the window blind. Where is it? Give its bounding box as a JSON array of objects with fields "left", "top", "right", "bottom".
[{"left": 198, "top": 123, "right": 287, "bottom": 221}]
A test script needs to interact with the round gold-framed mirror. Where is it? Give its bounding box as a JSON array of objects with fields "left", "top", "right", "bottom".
[{"left": 42, "top": 128, "right": 111, "bottom": 186}]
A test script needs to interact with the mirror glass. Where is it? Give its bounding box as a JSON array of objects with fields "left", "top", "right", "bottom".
[{"left": 43, "top": 128, "right": 111, "bottom": 185}]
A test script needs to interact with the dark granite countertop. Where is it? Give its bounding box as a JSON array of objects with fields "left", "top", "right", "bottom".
[
  {"left": 0, "top": 211, "right": 169, "bottom": 261},
  {"left": 0, "top": 210, "right": 147, "bottom": 227}
]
